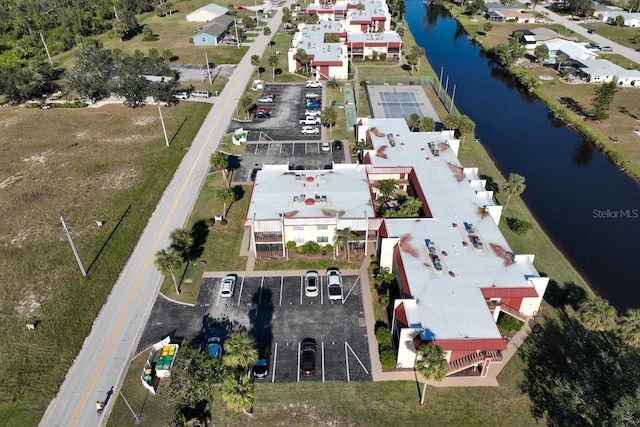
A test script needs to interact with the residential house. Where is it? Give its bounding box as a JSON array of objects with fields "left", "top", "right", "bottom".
[
  {"left": 614, "top": 69, "right": 640, "bottom": 87},
  {"left": 191, "top": 15, "right": 235, "bottom": 46},
  {"left": 605, "top": 12, "right": 640, "bottom": 27},
  {"left": 186, "top": 3, "right": 229, "bottom": 22},
  {"left": 575, "top": 59, "right": 624, "bottom": 83},
  {"left": 544, "top": 40, "right": 598, "bottom": 63}
]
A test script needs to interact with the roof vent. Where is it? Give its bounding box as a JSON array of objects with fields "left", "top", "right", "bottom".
[{"left": 305, "top": 198, "right": 315, "bottom": 205}]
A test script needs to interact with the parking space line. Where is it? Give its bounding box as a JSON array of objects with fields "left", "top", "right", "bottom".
[
  {"left": 300, "top": 275, "right": 303, "bottom": 305},
  {"left": 271, "top": 342, "right": 277, "bottom": 383},
  {"left": 322, "top": 341, "right": 325, "bottom": 382},
  {"left": 279, "top": 277, "right": 283, "bottom": 306},
  {"left": 297, "top": 341, "right": 301, "bottom": 382},
  {"left": 215, "top": 280, "right": 221, "bottom": 306},
  {"left": 346, "top": 341, "right": 370, "bottom": 376},
  {"left": 237, "top": 276, "right": 245, "bottom": 306},
  {"left": 320, "top": 275, "right": 324, "bottom": 305},
  {"left": 258, "top": 276, "right": 264, "bottom": 306},
  {"left": 253, "top": 144, "right": 258, "bottom": 155},
  {"left": 344, "top": 341, "right": 350, "bottom": 382},
  {"left": 279, "top": 144, "right": 283, "bottom": 155},
  {"left": 343, "top": 275, "right": 360, "bottom": 305}
]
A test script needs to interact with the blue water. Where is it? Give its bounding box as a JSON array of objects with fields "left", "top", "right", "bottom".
[{"left": 406, "top": 1, "right": 640, "bottom": 310}]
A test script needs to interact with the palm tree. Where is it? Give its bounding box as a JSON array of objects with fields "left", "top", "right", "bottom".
[
  {"left": 210, "top": 152, "right": 229, "bottom": 187},
  {"left": 399, "top": 196, "right": 422, "bottom": 217},
  {"left": 376, "top": 179, "right": 398, "bottom": 201},
  {"left": 415, "top": 343, "right": 448, "bottom": 405},
  {"left": 268, "top": 54, "right": 279, "bottom": 82},
  {"left": 250, "top": 54, "right": 260, "bottom": 77},
  {"left": 457, "top": 115, "right": 476, "bottom": 145},
  {"left": 238, "top": 95, "right": 253, "bottom": 120},
  {"left": 556, "top": 52, "right": 568, "bottom": 71},
  {"left": 215, "top": 187, "right": 235, "bottom": 219},
  {"left": 326, "top": 76, "right": 342, "bottom": 89},
  {"left": 406, "top": 113, "right": 421, "bottom": 131},
  {"left": 618, "top": 309, "right": 640, "bottom": 347},
  {"left": 501, "top": 173, "right": 526, "bottom": 211},
  {"left": 443, "top": 113, "right": 461, "bottom": 131},
  {"left": 410, "top": 45, "right": 426, "bottom": 72},
  {"left": 419, "top": 116, "right": 435, "bottom": 132},
  {"left": 169, "top": 228, "right": 194, "bottom": 263},
  {"left": 154, "top": 247, "right": 182, "bottom": 295},
  {"left": 578, "top": 296, "right": 617, "bottom": 332},
  {"left": 321, "top": 107, "right": 337, "bottom": 138},
  {"left": 295, "top": 48, "right": 310, "bottom": 75},
  {"left": 333, "top": 228, "right": 360, "bottom": 262},
  {"left": 223, "top": 332, "right": 259, "bottom": 371},
  {"left": 221, "top": 375, "right": 255, "bottom": 414}
]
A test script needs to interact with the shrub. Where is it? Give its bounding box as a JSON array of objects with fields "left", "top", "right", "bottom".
[
  {"left": 299, "top": 241, "right": 321, "bottom": 255},
  {"left": 506, "top": 217, "right": 533, "bottom": 235},
  {"left": 498, "top": 313, "right": 523, "bottom": 332},
  {"left": 376, "top": 327, "right": 392, "bottom": 347},
  {"left": 324, "top": 243, "right": 333, "bottom": 253},
  {"left": 368, "top": 262, "right": 379, "bottom": 277},
  {"left": 286, "top": 241, "right": 297, "bottom": 250},
  {"left": 205, "top": 218, "right": 215, "bottom": 228},
  {"left": 380, "top": 347, "right": 397, "bottom": 370}
]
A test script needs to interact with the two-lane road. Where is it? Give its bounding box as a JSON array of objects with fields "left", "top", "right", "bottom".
[{"left": 39, "top": 4, "right": 292, "bottom": 426}]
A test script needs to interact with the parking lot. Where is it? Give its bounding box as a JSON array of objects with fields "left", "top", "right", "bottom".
[
  {"left": 140, "top": 273, "right": 372, "bottom": 383},
  {"left": 226, "top": 83, "right": 324, "bottom": 142},
  {"left": 232, "top": 141, "right": 345, "bottom": 182}
]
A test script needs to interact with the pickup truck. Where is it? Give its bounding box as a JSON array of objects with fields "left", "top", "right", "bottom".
[{"left": 299, "top": 116, "right": 322, "bottom": 125}]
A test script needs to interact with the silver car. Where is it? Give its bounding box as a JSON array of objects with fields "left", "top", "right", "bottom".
[
  {"left": 220, "top": 273, "right": 237, "bottom": 297},
  {"left": 304, "top": 270, "right": 319, "bottom": 297}
]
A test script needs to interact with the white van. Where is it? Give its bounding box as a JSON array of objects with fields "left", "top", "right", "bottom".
[{"left": 191, "top": 90, "right": 210, "bottom": 98}]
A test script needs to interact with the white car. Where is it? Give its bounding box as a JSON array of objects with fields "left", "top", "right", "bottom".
[
  {"left": 305, "top": 80, "right": 322, "bottom": 88},
  {"left": 305, "top": 109, "right": 321, "bottom": 117},
  {"left": 301, "top": 126, "right": 320, "bottom": 135},
  {"left": 305, "top": 92, "right": 321, "bottom": 99},
  {"left": 257, "top": 96, "right": 274, "bottom": 103},
  {"left": 326, "top": 268, "right": 343, "bottom": 300},
  {"left": 304, "top": 270, "right": 319, "bottom": 297},
  {"left": 321, "top": 141, "right": 331, "bottom": 152},
  {"left": 220, "top": 273, "right": 237, "bottom": 298},
  {"left": 172, "top": 90, "right": 189, "bottom": 100}
]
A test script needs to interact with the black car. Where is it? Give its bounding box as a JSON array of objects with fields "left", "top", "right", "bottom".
[
  {"left": 255, "top": 111, "right": 270, "bottom": 119},
  {"left": 333, "top": 140, "right": 343, "bottom": 150},
  {"left": 300, "top": 338, "right": 316, "bottom": 375}
]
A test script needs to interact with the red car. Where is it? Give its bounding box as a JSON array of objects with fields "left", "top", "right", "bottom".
[
  {"left": 262, "top": 92, "right": 276, "bottom": 99},
  {"left": 253, "top": 107, "right": 270, "bottom": 114}
]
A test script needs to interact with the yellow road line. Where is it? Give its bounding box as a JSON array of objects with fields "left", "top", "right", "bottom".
[{"left": 69, "top": 77, "right": 244, "bottom": 425}]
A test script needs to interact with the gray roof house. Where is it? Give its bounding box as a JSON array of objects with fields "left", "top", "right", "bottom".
[{"left": 191, "top": 15, "right": 235, "bottom": 46}]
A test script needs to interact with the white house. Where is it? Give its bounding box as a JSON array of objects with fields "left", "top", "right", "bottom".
[
  {"left": 614, "top": 69, "right": 640, "bottom": 87},
  {"left": 545, "top": 41, "right": 599, "bottom": 63},
  {"left": 605, "top": 12, "right": 640, "bottom": 27},
  {"left": 576, "top": 59, "right": 624, "bottom": 83},
  {"left": 186, "top": 3, "right": 229, "bottom": 22}
]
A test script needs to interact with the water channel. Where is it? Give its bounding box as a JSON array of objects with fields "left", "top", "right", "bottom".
[{"left": 404, "top": 1, "right": 640, "bottom": 310}]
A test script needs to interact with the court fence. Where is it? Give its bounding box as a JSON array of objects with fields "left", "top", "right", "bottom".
[{"left": 361, "top": 76, "right": 460, "bottom": 117}]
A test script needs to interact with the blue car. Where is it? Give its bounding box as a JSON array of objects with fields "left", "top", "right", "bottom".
[
  {"left": 305, "top": 101, "right": 321, "bottom": 109},
  {"left": 207, "top": 337, "right": 222, "bottom": 360}
]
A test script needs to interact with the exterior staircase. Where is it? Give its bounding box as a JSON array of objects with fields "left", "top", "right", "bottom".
[{"left": 447, "top": 350, "right": 503, "bottom": 376}]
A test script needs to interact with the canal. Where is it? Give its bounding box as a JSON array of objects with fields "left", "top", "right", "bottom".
[{"left": 405, "top": 1, "right": 640, "bottom": 310}]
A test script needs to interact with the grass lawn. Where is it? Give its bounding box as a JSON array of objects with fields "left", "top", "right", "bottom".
[{"left": 0, "top": 101, "right": 211, "bottom": 425}]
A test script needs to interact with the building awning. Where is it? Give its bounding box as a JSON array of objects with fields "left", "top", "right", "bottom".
[{"left": 481, "top": 287, "right": 539, "bottom": 299}]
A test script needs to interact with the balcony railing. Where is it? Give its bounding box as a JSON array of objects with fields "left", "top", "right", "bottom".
[
  {"left": 255, "top": 235, "right": 283, "bottom": 243},
  {"left": 256, "top": 250, "right": 284, "bottom": 258},
  {"left": 447, "top": 350, "right": 503, "bottom": 376}
]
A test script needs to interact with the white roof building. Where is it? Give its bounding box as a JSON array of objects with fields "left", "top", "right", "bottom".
[
  {"left": 356, "top": 117, "right": 548, "bottom": 375},
  {"left": 576, "top": 59, "right": 624, "bottom": 83},
  {"left": 545, "top": 41, "right": 599, "bottom": 63},
  {"left": 186, "top": 3, "right": 229, "bottom": 22}
]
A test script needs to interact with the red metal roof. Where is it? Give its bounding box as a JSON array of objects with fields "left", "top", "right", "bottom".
[
  {"left": 394, "top": 302, "right": 408, "bottom": 329},
  {"left": 481, "top": 287, "right": 538, "bottom": 298}
]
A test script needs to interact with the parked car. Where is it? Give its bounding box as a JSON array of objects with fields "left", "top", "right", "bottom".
[
  {"left": 258, "top": 96, "right": 275, "bottom": 103},
  {"left": 304, "top": 270, "right": 320, "bottom": 297},
  {"left": 326, "top": 268, "right": 343, "bottom": 300},
  {"left": 172, "top": 90, "right": 189, "bottom": 100},
  {"left": 251, "top": 345, "right": 270, "bottom": 379},
  {"left": 207, "top": 337, "right": 222, "bottom": 360},
  {"left": 305, "top": 109, "right": 321, "bottom": 117},
  {"left": 253, "top": 107, "right": 270, "bottom": 115},
  {"left": 220, "top": 273, "right": 237, "bottom": 297},
  {"left": 299, "top": 116, "right": 321, "bottom": 125},
  {"left": 321, "top": 141, "right": 331, "bottom": 152},
  {"left": 305, "top": 80, "right": 322, "bottom": 88},
  {"left": 191, "top": 90, "right": 210, "bottom": 98},
  {"left": 600, "top": 46, "right": 613, "bottom": 51},
  {"left": 305, "top": 92, "right": 321, "bottom": 99},
  {"left": 301, "top": 126, "right": 320, "bottom": 135},
  {"left": 226, "top": 38, "right": 239, "bottom": 45},
  {"left": 300, "top": 338, "right": 316, "bottom": 375},
  {"left": 333, "top": 140, "right": 343, "bottom": 150},
  {"left": 262, "top": 92, "right": 276, "bottom": 99},
  {"left": 587, "top": 29, "right": 596, "bottom": 34},
  {"left": 305, "top": 101, "right": 321, "bottom": 109},
  {"left": 255, "top": 111, "right": 270, "bottom": 119}
]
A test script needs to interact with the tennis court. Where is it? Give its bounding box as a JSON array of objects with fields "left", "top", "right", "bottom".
[{"left": 367, "top": 85, "right": 439, "bottom": 121}]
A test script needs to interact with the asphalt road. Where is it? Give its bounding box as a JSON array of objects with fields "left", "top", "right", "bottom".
[{"left": 38, "top": 4, "right": 293, "bottom": 426}]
